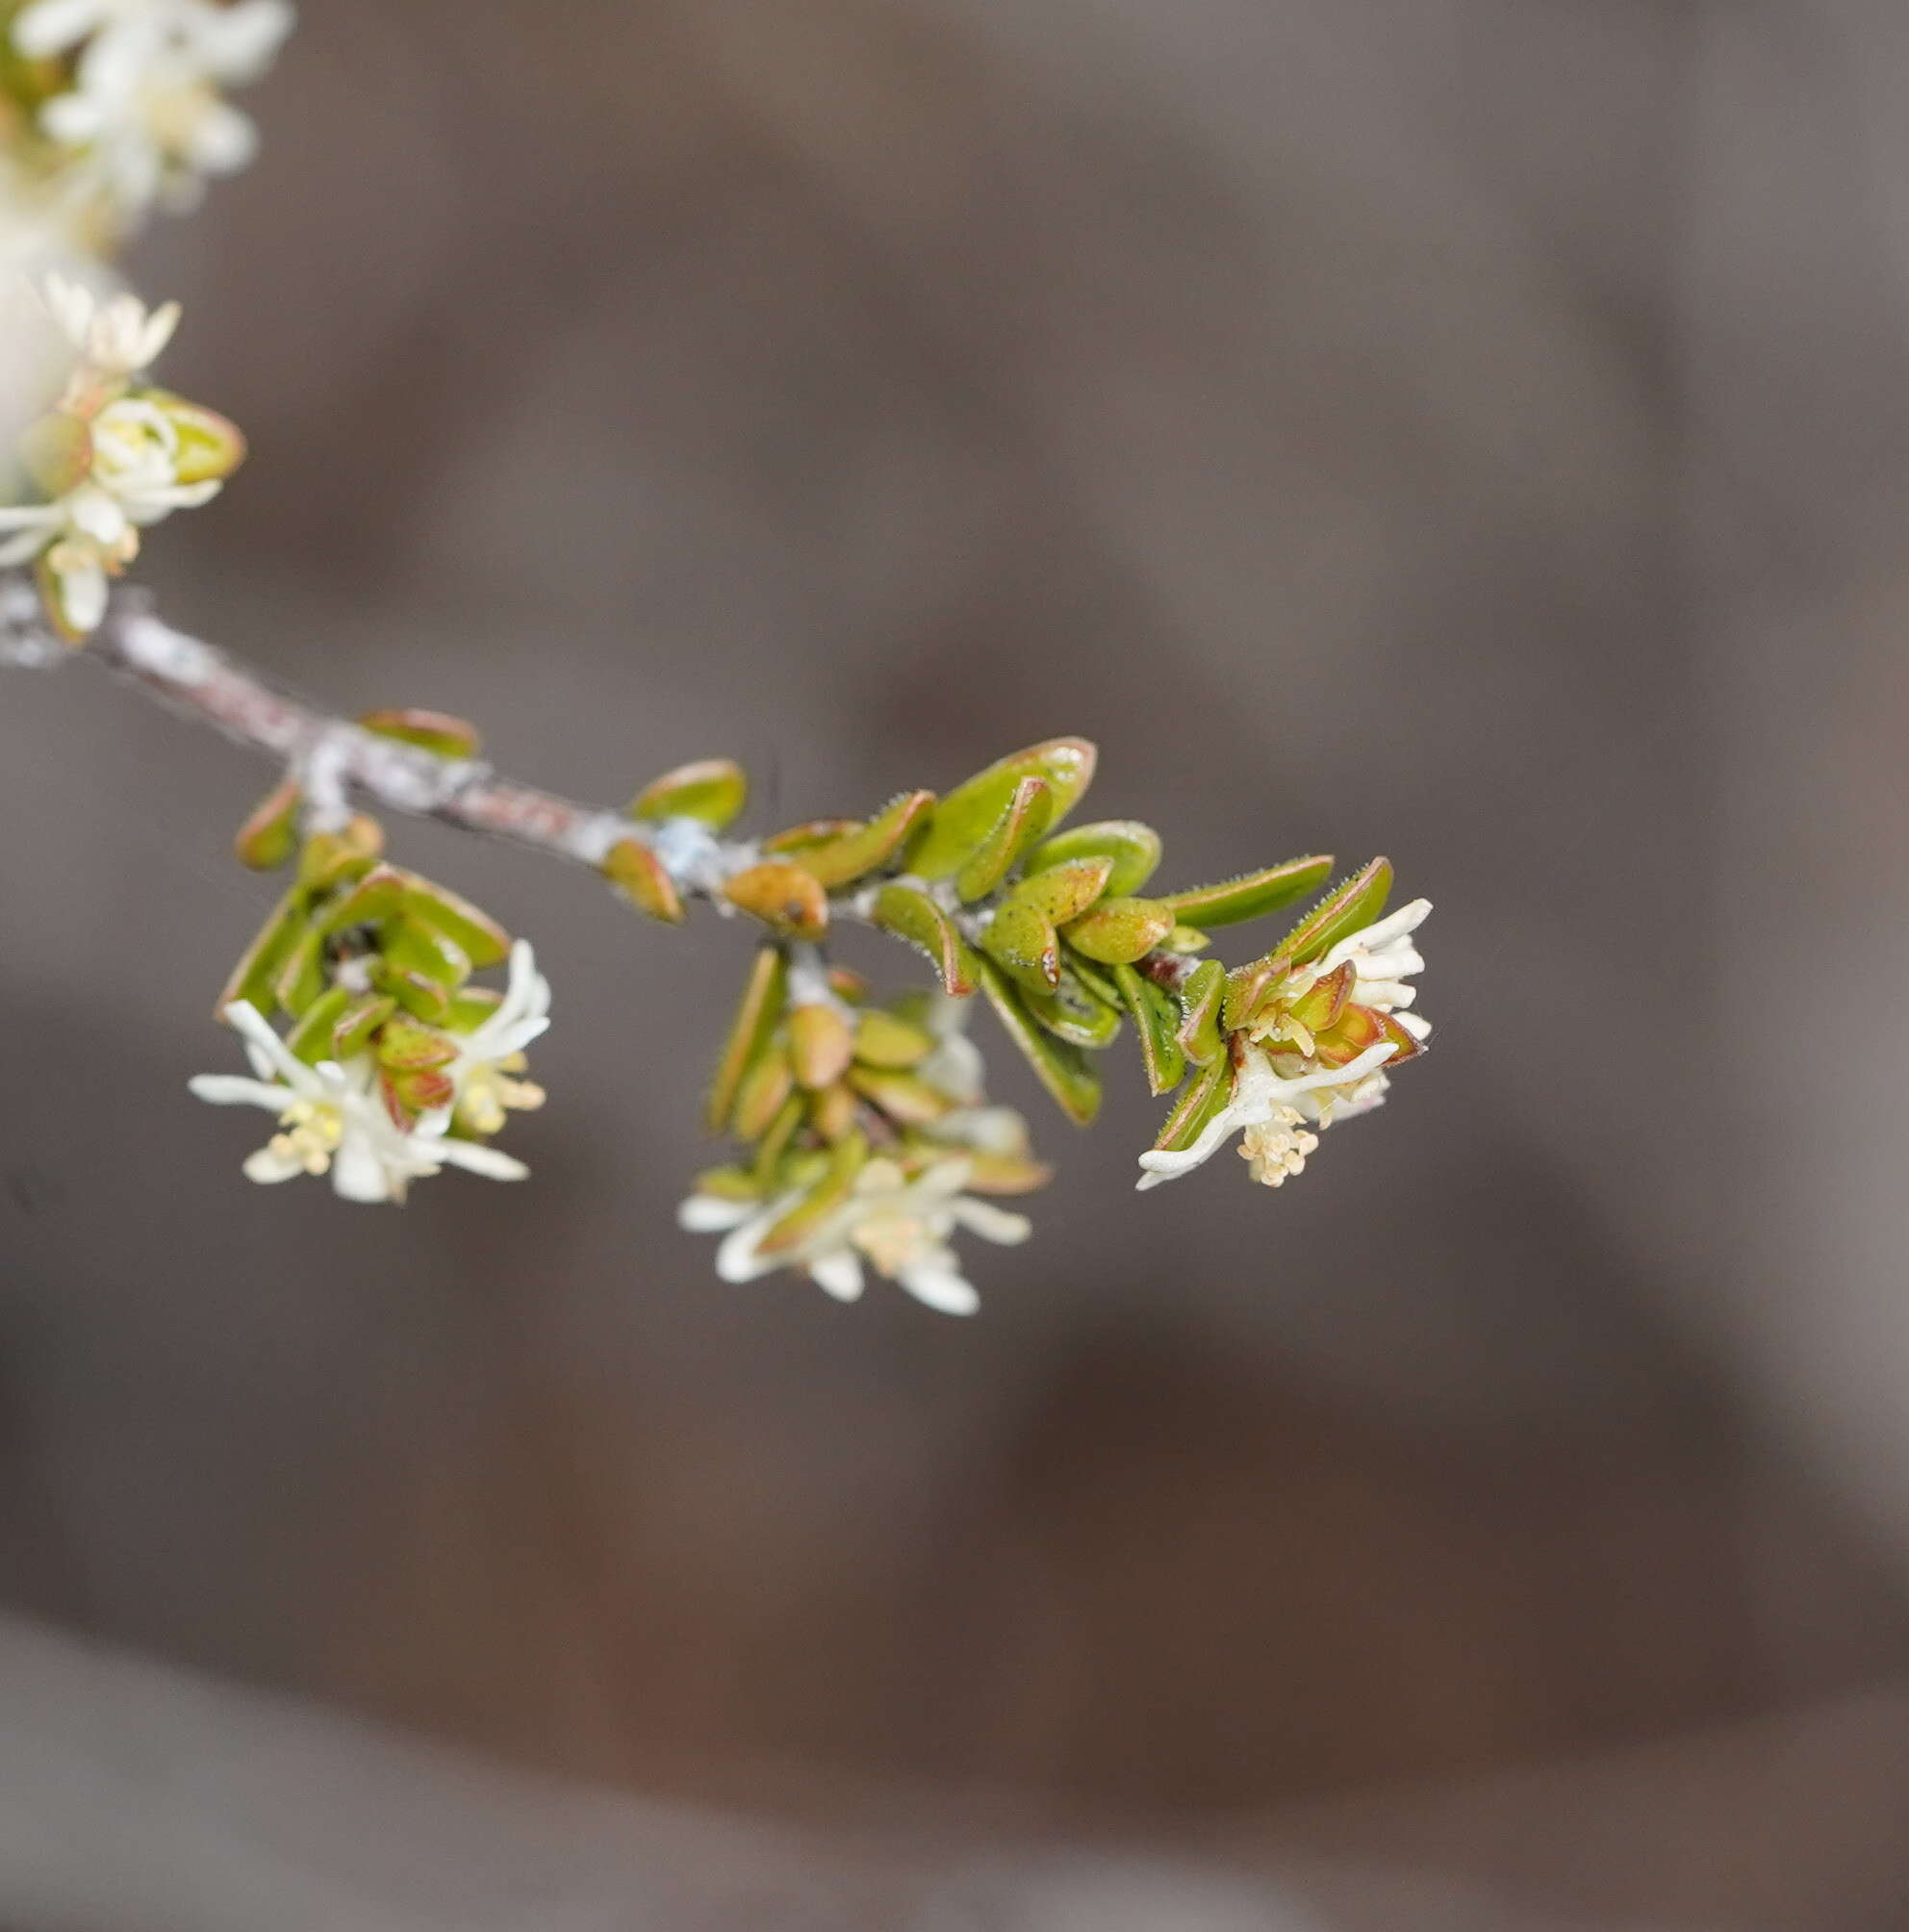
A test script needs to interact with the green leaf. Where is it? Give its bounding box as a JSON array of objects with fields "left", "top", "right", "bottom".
[
  {"left": 627, "top": 757, "right": 748, "bottom": 830},
  {"left": 872, "top": 884, "right": 980, "bottom": 997},
  {"left": 757, "top": 1130, "right": 870, "bottom": 1256},
  {"left": 852, "top": 1009, "right": 934, "bottom": 1069},
  {"left": 283, "top": 986, "right": 352, "bottom": 1064},
  {"left": 315, "top": 863, "right": 407, "bottom": 936},
  {"left": 373, "top": 963, "right": 453, "bottom": 1024},
  {"left": 954, "top": 777, "right": 1056, "bottom": 902},
  {"left": 381, "top": 917, "right": 471, "bottom": 989},
  {"left": 846, "top": 1065, "right": 954, "bottom": 1125},
  {"left": 976, "top": 958, "right": 1103, "bottom": 1126},
  {"left": 1160, "top": 855, "right": 1333, "bottom": 928},
  {"left": 1152, "top": 1057, "right": 1234, "bottom": 1153},
  {"left": 980, "top": 899, "right": 1060, "bottom": 994},
  {"left": 1113, "top": 963, "right": 1187, "bottom": 1096},
  {"left": 402, "top": 875, "right": 510, "bottom": 967},
  {"left": 1174, "top": 958, "right": 1226, "bottom": 1066},
  {"left": 1026, "top": 819, "right": 1162, "bottom": 897},
  {"left": 707, "top": 947, "right": 787, "bottom": 1132},
  {"left": 790, "top": 791, "right": 936, "bottom": 888},
  {"left": 1020, "top": 966, "right": 1124, "bottom": 1049},
  {"left": 750, "top": 1094, "right": 806, "bottom": 1184},
  {"left": 272, "top": 927, "right": 327, "bottom": 1017},
  {"left": 1062, "top": 896, "right": 1175, "bottom": 965},
  {"left": 331, "top": 992, "right": 397, "bottom": 1060},
  {"left": 1272, "top": 857, "right": 1393, "bottom": 966},
  {"left": 215, "top": 887, "right": 304, "bottom": 1018},
  {"left": 357, "top": 708, "right": 482, "bottom": 758},
  {"left": 732, "top": 1043, "right": 797, "bottom": 1140},
  {"left": 1008, "top": 855, "right": 1113, "bottom": 926},
  {"left": 789, "top": 1003, "right": 854, "bottom": 1089},
  {"left": 907, "top": 737, "right": 1098, "bottom": 879},
  {"left": 296, "top": 817, "right": 383, "bottom": 894}
]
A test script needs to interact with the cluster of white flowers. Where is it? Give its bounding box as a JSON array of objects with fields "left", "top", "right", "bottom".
[
  {"left": 1136, "top": 899, "right": 1433, "bottom": 1192},
  {"left": 12, "top": 0, "right": 292, "bottom": 230},
  {"left": 189, "top": 940, "right": 551, "bottom": 1205},
  {"left": 0, "top": 274, "right": 235, "bottom": 633}
]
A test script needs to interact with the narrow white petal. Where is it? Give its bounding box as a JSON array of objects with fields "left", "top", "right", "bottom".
[
  {"left": 898, "top": 1264, "right": 980, "bottom": 1317},
  {"left": 330, "top": 1139, "right": 396, "bottom": 1203},
  {"left": 242, "top": 1144, "right": 303, "bottom": 1184},
  {"left": 188, "top": 1074, "right": 289, "bottom": 1109},
  {"left": 950, "top": 1199, "right": 1032, "bottom": 1246},
  {"left": 433, "top": 1138, "right": 529, "bottom": 1182},
  {"left": 678, "top": 1194, "right": 757, "bottom": 1233},
  {"left": 809, "top": 1249, "right": 865, "bottom": 1303}
]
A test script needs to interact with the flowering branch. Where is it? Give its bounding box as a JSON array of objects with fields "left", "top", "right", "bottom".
[{"left": 0, "top": 1, "right": 1438, "bottom": 1316}]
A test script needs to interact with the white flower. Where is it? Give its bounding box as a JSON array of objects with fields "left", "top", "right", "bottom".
[
  {"left": 190, "top": 1000, "right": 528, "bottom": 1203},
  {"left": 1134, "top": 1039, "right": 1401, "bottom": 1192},
  {"left": 446, "top": 939, "right": 551, "bottom": 1137},
  {"left": 24, "top": 0, "right": 293, "bottom": 227},
  {"left": 679, "top": 1155, "right": 1031, "bottom": 1316},
  {"left": 1309, "top": 898, "right": 1430, "bottom": 1016},
  {"left": 41, "top": 271, "right": 179, "bottom": 376},
  {"left": 0, "top": 281, "right": 225, "bottom": 635}
]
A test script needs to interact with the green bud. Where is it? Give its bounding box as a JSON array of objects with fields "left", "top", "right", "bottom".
[
  {"left": 296, "top": 817, "right": 383, "bottom": 893},
  {"left": 233, "top": 776, "right": 302, "bottom": 872},
  {"left": 374, "top": 1015, "right": 459, "bottom": 1072},
  {"left": 1062, "top": 896, "right": 1175, "bottom": 965},
  {"left": 373, "top": 962, "right": 453, "bottom": 1023},
  {"left": 722, "top": 860, "right": 828, "bottom": 939},
  {"left": 601, "top": 837, "right": 684, "bottom": 925},
  {"left": 1026, "top": 819, "right": 1162, "bottom": 897},
  {"left": 143, "top": 391, "right": 246, "bottom": 485}
]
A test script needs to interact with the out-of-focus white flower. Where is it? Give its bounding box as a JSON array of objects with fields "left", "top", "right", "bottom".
[
  {"left": 19, "top": 0, "right": 293, "bottom": 228},
  {"left": 0, "top": 279, "right": 237, "bottom": 636},
  {"left": 40, "top": 270, "right": 178, "bottom": 375},
  {"left": 679, "top": 1155, "right": 1030, "bottom": 1316},
  {"left": 446, "top": 939, "right": 551, "bottom": 1137},
  {"left": 916, "top": 989, "right": 984, "bottom": 1104},
  {"left": 190, "top": 1001, "right": 529, "bottom": 1203}
]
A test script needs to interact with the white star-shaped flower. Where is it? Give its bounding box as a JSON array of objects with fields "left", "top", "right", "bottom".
[{"left": 190, "top": 1000, "right": 527, "bottom": 1203}]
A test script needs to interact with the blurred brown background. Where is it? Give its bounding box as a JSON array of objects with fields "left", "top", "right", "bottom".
[{"left": 6, "top": 1, "right": 1909, "bottom": 1925}]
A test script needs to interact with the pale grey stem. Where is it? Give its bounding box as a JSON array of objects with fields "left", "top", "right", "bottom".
[{"left": 7, "top": 581, "right": 738, "bottom": 893}]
